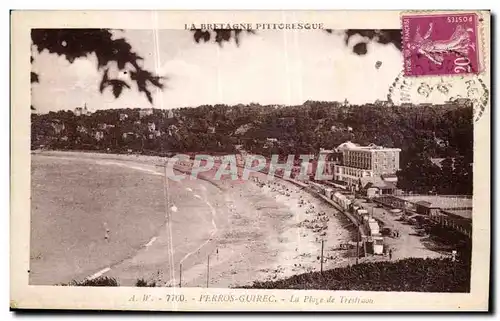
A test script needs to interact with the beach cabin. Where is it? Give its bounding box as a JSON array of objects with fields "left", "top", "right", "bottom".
[
  {"left": 357, "top": 209, "right": 368, "bottom": 222},
  {"left": 357, "top": 209, "right": 368, "bottom": 216},
  {"left": 325, "top": 188, "right": 334, "bottom": 200},
  {"left": 366, "top": 187, "right": 379, "bottom": 199},
  {"left": 333, "top": 192, "right": 349, "bottom": 210},
  {"left": 372, "top": 236, "right": 384, "bottom": 255},
  {"left": 368, "top": 218, "right": 380, "bottom": 236}
]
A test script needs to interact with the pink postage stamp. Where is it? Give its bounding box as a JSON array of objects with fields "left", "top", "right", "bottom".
[{"left": 402, "top": 12, "right": 480, "bottom": 76}]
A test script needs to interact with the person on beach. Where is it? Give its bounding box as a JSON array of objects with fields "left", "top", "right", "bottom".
[
  {"left": 104, "top": 228, "right": 110, "bottom": 242},
  {"left": 389, "top": 249, "right": 393, "bottom": 260}
]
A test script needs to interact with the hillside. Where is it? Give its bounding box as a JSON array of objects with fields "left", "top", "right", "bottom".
[{"left": 31, "top": 101, "right": 473, "bottom": 194}]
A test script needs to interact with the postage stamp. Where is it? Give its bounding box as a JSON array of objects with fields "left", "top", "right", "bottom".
[{"left": 402, "top": 12, "right": 481, "bottom": 77}]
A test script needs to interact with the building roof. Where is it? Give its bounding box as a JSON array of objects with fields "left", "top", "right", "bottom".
[
  {"left": 455, "top": 98, "right": 473, "bottom": 105},
  {"left": 337, "top": 141, "right": 359, "bottom": 150},
  {"left": 442, "top": 209, "right": 472, "bottom": 220},
  {"left": 368, "top": 221, "right": 379, "bottom": 231},
  {"left": 360, "top": 177, "right": 396, "bottom": 190},
  {"left": 430, "top": 158, "right": 445, "bottom": 168},
  {"left": 320, "top": 148, "right": 336, "bottom": 154},
  {"left": 399, "top": 195, "right": 472, "bottom": 210},
  {"left": 336, "top": 141, "right": 401, "bottom": 152}
]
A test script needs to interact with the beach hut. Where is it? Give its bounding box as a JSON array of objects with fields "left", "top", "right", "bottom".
[
  {"left": 368, "top": 218, "right": 380, "bottom": 236},
  {"left": 372, "top": 236, "right": 384, "bottom": 255},
  {"left": 325, "top": 188, "right": 334, "bottom": 200},
  {"left": 357, "top": 209, "right": 368, "bottom": 216}
]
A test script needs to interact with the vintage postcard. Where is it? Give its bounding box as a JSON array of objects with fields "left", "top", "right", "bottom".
[{"left": 11, "top": 10, "right": 490, "bottom": 311}]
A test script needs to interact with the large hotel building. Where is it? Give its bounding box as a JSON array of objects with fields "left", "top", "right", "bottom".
[{"left": 333, "top": 141, "right": 401, "bottom": 188}]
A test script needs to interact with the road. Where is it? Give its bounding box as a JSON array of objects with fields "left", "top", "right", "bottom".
[{"left": 355, "top": 199, "right": 443, "bottom": 260}]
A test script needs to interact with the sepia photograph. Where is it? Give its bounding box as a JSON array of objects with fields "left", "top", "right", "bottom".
[{"left": 11, "top": 10, "right": 491, "bottom": 311}]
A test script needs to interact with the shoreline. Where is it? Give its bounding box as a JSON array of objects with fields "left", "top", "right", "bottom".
[
  {"left": 31, "top": 149, "right": 443, "bottom": 287},
  {"left": 32, "top": 150, "right": 359, "bottom": 286}
]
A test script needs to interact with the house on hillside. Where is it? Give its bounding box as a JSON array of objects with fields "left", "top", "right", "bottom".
[
  {"left": 98, "top": 123, "right": 115, "bottom": 130},
  {"left": 51, "top": 120, "right": 65, "bottom": 134},
  {"left": 139, "top": 108, "right": 154, "bottom": 118},
  {"left": 277, "top": 117, "right": 296, "bottom": 127},
  {"left": 433, "top": 133, "right": 447, "bottom": 147},
  {"left": 359, "top": 176, "right": 397, "bottom": 198},
  {"left": 264, "top": 137, "right": 278, "bottom": 149},
  {"left": 95, "top": 131, "right": 104, "bottom": 141},
  {"left": 234, "top": 123, "right": 252, "bottom": 135},
  {"left": 122, "top": 132, "right": 138, "bottom": 139},
  {"left": 76, "top": 125, "right": 88, "bottom": 134},
  {"left": 454, "top": 98, "right": 473, "bottom": 107},
  {"left": 375, "top": 100, "right": 394, "bottom": 107},
  {"left": 167, "top": 124, "right": 179, "bottom": 136},
  {"left": 74, "top": 103, "right": 91, "bottom": 116},
  {"left": 147, "top": 122, "right": 156, "bottom": 132}
]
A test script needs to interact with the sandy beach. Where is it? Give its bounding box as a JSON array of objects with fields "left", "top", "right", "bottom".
[{"left": 31, "top": 151, "right": 359, "bottom": 287}]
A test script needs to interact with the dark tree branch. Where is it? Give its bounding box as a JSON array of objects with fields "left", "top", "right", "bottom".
[
  {"left": 341, "top": 29, "right": 402, "bottom": 55},
  {"left": 31, "top": 72, "right": 39, "bottom": 84},
  {"left": 31, "top": 29, "right": 165, "bottom": 104},
  {"left": 30, "top": 28, "right": 402, "bottom": 111},
  {"left": 191, "top": 29, "right": 255, "bottom": 47}
]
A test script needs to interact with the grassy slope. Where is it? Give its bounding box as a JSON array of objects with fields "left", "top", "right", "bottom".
[{"left": 242, "top": 257, "right": 471, "bottom": 292}]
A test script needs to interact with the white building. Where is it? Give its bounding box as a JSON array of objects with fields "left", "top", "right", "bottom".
[
  {"left": 334, "top": 141, "right": 401, "bottom": 188},
  {"left": 139, "top": 108, "right": 154, "bottom": 118},
  {"left": 74, "top": 103, "right": 89, "bottom": 116}
]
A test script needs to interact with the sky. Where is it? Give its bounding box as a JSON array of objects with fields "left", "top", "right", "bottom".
[{"left": 31, "top": 29, "right": 405, "bottom": 113}]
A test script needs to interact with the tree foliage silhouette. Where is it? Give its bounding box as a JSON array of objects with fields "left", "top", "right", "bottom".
[
  {"left": 31, "top": 29, "right": 165, "bottom": 105},
  {"left": 191, "top": 29, "right": 256, "bottom": 47},
  {"left": 325, "top": 29, "right": 402, "bottom": 55},
  {"left": 191, "top": 28, "right": 402, "bottom": 55},
  {"left": 30, "top": 28, "right": 402, "bottom": 110}
]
